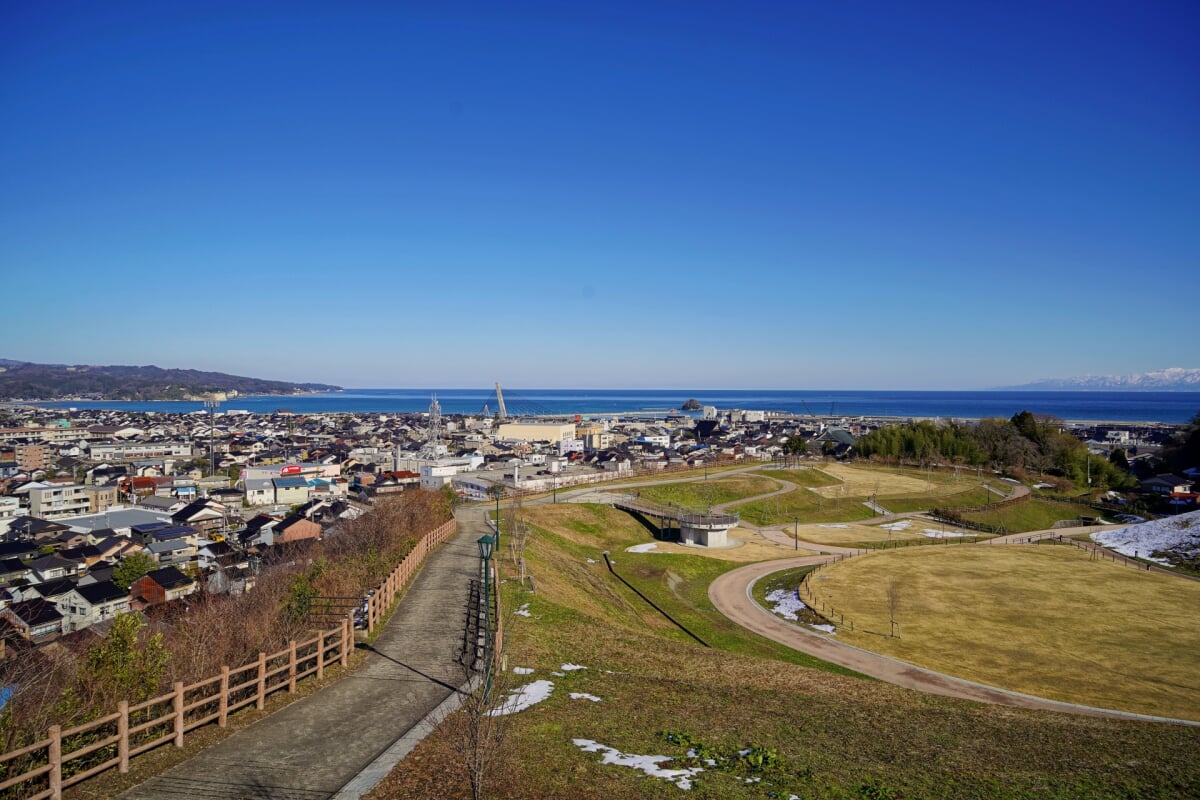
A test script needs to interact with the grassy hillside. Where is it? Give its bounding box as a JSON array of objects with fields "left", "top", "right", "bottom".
[{"left": 369, "top": 504, "right": 1200, "bottom": 800}]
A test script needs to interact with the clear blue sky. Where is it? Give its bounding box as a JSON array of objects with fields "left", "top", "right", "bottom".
[{"left": 2, "top": 1, "right": 1197, "bottom": 390}]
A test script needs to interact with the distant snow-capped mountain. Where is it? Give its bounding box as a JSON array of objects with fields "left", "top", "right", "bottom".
[{"left": 1012, "top": 367, "right": 1200, "bottom": 391}]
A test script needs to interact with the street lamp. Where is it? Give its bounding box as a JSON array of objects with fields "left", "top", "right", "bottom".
[{"left": 477, "top": 534, "right": 496, "bottom": 698}]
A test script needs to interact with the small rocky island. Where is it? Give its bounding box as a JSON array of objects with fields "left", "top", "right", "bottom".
[{"left": 681, "top": 398, "right": 703, "bottom": 411}]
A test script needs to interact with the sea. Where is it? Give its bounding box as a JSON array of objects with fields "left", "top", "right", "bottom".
[{"left": 21, "top": 389, "right": 1200, "bottom": 424}]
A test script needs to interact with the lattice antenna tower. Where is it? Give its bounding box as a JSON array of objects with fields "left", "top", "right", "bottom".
[{"left": 427, "top": 394, "right": 442, "bottom": 454}]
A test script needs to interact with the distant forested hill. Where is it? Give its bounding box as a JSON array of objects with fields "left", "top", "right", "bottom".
[{"left": 0, "top": 360, "right": 340, "bottom": 401}]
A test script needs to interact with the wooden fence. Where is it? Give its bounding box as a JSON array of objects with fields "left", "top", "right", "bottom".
[{"left": 0, "top": 517, "right": 457, "bottom": 800}]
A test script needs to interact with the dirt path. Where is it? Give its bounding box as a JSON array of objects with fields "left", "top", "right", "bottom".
[{"left": 708, "top": 554, "right": 1198, "bottom": 726}]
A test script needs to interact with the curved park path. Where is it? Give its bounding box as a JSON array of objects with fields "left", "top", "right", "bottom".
[{"left": 709, "top": 550, "right": 1199, "bottom": 726}]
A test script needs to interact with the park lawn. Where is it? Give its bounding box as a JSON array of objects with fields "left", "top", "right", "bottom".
[
  {"left": 959, "top": 499, "right": 1100, "bottom": 532},
  {"left": 807, "top": 544, "right": 1200, "bottom": 720},
  {"left": 880, "top": 484, "right": 997, "bottom": 513},
  {"left": 791, "top": 522, "right": 949, "bottom": 548},
  {"left": 739, "top": 463, "right": 1023, "bottom": 527},
  {"left": 757, "top": 467, "right": 843, "bottom": 488},
  {"left": 370, "top": 516, "right": 1200, "bottom": 800},
  {"left": 633, "top": 474, "right": 779, "bottom": 511},
  {"left": 513, "top": 504, "right": 856, "bottom": 669}
]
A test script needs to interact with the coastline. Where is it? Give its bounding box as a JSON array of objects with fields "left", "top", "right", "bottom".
[{"left": 4, "top": 388, "right": 1196, "bottom": 426}]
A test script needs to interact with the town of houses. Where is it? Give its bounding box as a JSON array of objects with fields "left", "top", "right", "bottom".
[{"left": 0, "top": 401, "right": 1185, "bottom": 655}]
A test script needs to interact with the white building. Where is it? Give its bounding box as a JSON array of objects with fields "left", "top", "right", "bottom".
[{"left": 420, "top": 464, "right": 458, "bottom": 490}]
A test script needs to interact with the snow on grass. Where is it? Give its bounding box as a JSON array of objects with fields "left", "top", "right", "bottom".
[
  {"left": 513, "top": 667, "right": 534, "bottom": 675},
  {"left": 487, "top": 680, "right": 554, "bottom": 716},
  {"left": 586, "top": 557, "right": 598, "bottom": 563},
  {"left": 573, "top": 739, "right": 704, "bottom": 790},
  {"left": 1091, "top": 509, "right": 1200, "bottom": 566},
  {"left": 765, "top": 589, "right": 835, "bottom": 634},
  {"left": 570, "top": 692, "right": 602, "bottom": 702},
  {"left": 561, "top": 663, "right": 587, "bottom": 672},
  {"left": 881, "top": 520, "right": 912, "bottom": 531},
  {"left": 764, "top": 588, "right": 806, "bottom": 621},
  {"left": 626, "top": 543, "right": 658, "bottom": 553},
  {"left": 514, "top": 603, "right": 532, "bottom": 617},
  {"left": 920, "top": 528, "right": 969, "bottom": 538},
  {"left": 819, "top": 523, "right": 848, "bottom": 528}
]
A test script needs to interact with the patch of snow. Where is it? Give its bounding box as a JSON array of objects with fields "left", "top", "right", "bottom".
[
  {"left": 627, "top": 543, "right": 658, "bottom": 553},
  {"left": 586, "top": 558, "right": 598, "bottom": 563},
  {"left": 573, "top": 739, "right": 704, "bottom": 790},
  {"left": 570, "top": 692, "right": 602, "bottom": 702},
  {"left": 1091, "top": 510, "right": 1200, "bottom": 566},
  {"left": 561, "top": 663, "right": 587, "bottom": 672},
  {"left": 881, "top": 520, "right": 911, "bottom": 531},
  {"left": 819, "top": 524, "right": 848, "bottom": 528},
  {"left": 920, "top": 528, "right": 968, "bottom": 538},
  {"left": 810, "top": 623, "right": 836, "bottom": 634},
  {"left": 1033, "top": 482, "right": 1055, "bottom": 489},
  {"left": 487, "top": 680, "right": 554, "bottom": 716},
  {"left": 552, "top": 671, "right": 565, "bottom": 677},
  {"left": 764, "top": 588, "right": 806, "bottom": 621},
  {"left": 514, "top": 603, "right": 532, "bottom": 617},
  {"left": 513, "top": 666, "right": 534, "bottom": 675}
]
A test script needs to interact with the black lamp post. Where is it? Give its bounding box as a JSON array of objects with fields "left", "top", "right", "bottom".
[{"left": 477, "top": 533, "right": 496, "bottom": 698}]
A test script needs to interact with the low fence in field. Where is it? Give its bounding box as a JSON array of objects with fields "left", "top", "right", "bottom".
[{"left": 0, "top": 518, "right": 456, "bottom": 800}]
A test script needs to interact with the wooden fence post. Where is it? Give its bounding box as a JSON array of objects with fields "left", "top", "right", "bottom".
[
  {"left": 317, "top": 630, "right": 326, "bottom": 680},
  {"left": 367, "top": 593, "right": 375, "bottom": 635},
  {"left": 173, "top": 682, "right": 185, "bottom": 748},
  {"left": 48, "top": 724, "right": 62, "bottom": 800},
  {"left": 341, "top": 617, "right": 349, "bottom": 668},
  {"left": 256, "top": 652, "right": 267, "bottom": 710},
  {"left": 118, "top": 701, "right": 129, "bottom": 772},
  {"left": 219, "top": 666, "right": 230, "bottom": 727},
  {"left": 288, "top": 640, "right": 298, "bottom": 693}
]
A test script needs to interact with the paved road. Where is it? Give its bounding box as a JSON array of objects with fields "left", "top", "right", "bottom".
[{"left": 118, "top": 512, "right": 485, "bottom": 800}]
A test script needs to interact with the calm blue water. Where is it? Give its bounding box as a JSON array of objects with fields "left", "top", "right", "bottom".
[{"left": 25, "top": 389, "right": 1200, "bottom": 423}]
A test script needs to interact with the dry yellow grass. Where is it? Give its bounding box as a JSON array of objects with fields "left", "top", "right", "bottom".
[
  {"left": 792, "top": 522, "right": 931, "bottom": 547},
  {"left": 807, "top": 544, "right": 1200, "bottom": 720},
  {"left": 811, "top": 463, "right": 970, "bottom": 499}
]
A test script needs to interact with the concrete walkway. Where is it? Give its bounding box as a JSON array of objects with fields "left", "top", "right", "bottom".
[{"left": 118, "top": 512, "right": 486, "bottom": 800}]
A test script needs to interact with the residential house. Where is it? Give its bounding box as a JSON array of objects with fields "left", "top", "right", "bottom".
[
  {"left": 56, "top": 580, "right": 130, "bottom": 632},
  {"left": 28, "top": 554, "right": 78, "bottom": 582},
  {"left": 238, "top": 514, "right": 279, "bottom": 548},
  {"left": 131, "top": 567, "right": 197, "bottom": 606},
  {"left": 0, "top": 598, "right": 64, "bottom": 642},
  {"left": 1141, "top": 474, "right": 1195, "bottom": 495},
  {"left": 7, "top": 516, "right": 70, "bottom": 542},
  {"left": 273, "top": 514, "right": 321, "bottom": 544},
  {"left": 272, "top": 476, "right": 309, "bottom": 506},
  {"left": 170, "top": 498, "right": 227, "bottom": 534},
  {"left": 0, "top": 558, "right": 31, "bottom": 586}
]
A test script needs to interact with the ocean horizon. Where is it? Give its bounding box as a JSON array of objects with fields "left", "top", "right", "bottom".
[{"left": 21, "top": 388, "right": 1200, "bottom": 424}]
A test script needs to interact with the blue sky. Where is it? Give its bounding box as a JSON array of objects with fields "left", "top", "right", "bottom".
[{"left": 2, "top": 1, "right": 1197, "bottom": 390}]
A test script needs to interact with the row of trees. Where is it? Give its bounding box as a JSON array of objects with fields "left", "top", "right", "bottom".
[
  {"left": 0, "top": 489, "right": 454, "bottom": 754},
  {"left": 854, "top": 411, "right": 1139, "bottom": 490}
]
